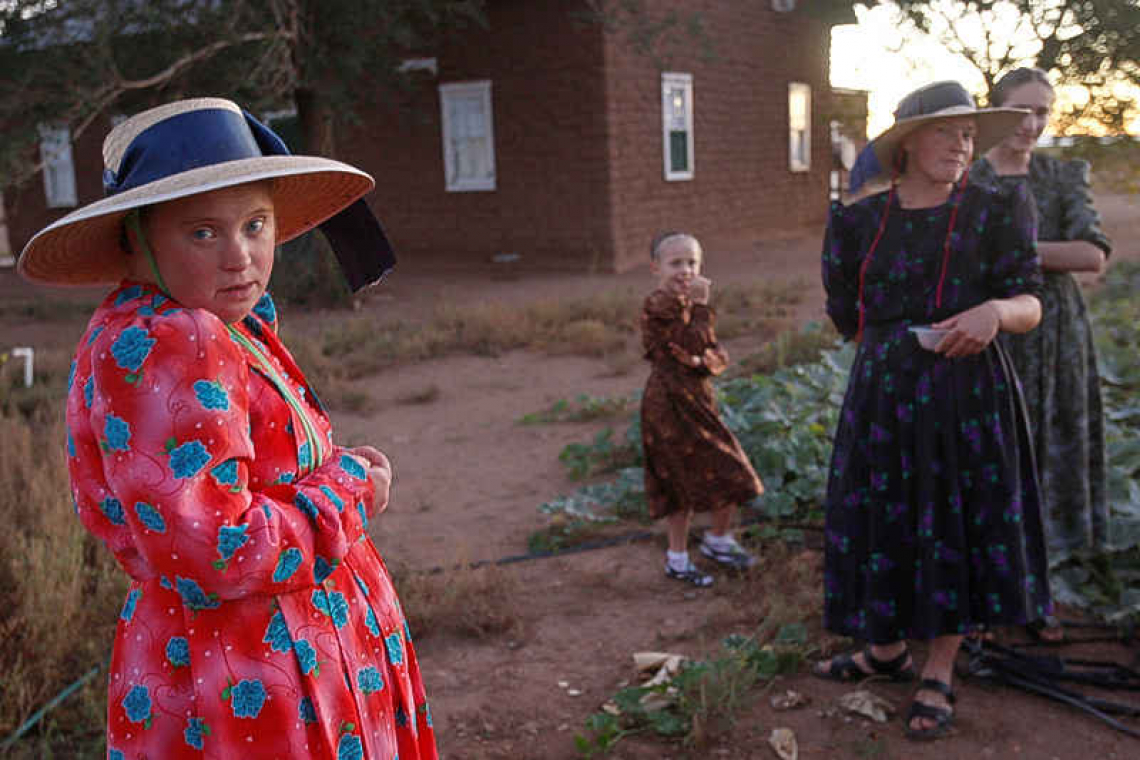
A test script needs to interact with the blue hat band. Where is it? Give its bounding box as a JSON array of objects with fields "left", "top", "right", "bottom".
[{"left": 102, "top": 108, "right": 290, "bottom": 197}]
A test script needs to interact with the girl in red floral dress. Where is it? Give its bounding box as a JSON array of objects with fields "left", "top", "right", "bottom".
[{"left": 18, "top": 98, "right": 437, "bottom": 760}]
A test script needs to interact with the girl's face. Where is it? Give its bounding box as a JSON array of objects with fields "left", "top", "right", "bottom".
[
  {"left": 131, "top": 183, "right": 276, "bottom": 324},
  {"left": 998, "top": 80, "right": 1054, "bottom": 153},
  {"left": 902, "top": 117, "right": 977, "bottom": 185},
  {"left": 652, "top": 237, "right": 702, "bottom": 294}
]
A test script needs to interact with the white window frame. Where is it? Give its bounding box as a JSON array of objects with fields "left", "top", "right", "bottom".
[
  {"left": 439, "top": 80, "right": 497, "bottom": 192},
  {"left": 661, "top": 72, "right": 694, "bottom": 181},
  {"left": 788, "top": 82, "right": 812, "bottom": 172},
  {"left": 38, "top": 124, "right": 77, "bottom": 208}
]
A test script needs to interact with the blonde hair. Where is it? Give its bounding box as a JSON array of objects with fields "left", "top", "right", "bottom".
[{"left": 649, "top": 231, "right": 701, "bottom": 261}]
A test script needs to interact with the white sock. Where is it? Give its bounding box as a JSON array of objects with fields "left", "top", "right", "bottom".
[
  {"left": 666, "top": 550, "right": 691, "bottom": 571},
  {"left": 704, "top": 531, "right": 737, "bottom": 550}
]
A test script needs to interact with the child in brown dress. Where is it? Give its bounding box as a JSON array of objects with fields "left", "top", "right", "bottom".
[{"left": 641, "top": 232, "right": 764, "bottom": 586}]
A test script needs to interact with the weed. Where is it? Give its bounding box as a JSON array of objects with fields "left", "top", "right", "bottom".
[
  {"left": 575, "top": 625, "right": 807, "bottom": 756},
  {"left": 518, "top": 393, "right": 632, "bottom": 425},
  {"left": 397, "top": 384, "right": 442, "bottom": 405},
  {"left": 392, "top": 560, "right": 523, "bottom": 642}
]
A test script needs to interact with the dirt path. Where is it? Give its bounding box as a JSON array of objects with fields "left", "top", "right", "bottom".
[{"left": 2, "top": 190, "right": 1137, "bottom": 758}]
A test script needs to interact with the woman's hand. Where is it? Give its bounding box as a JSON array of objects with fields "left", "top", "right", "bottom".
[
  {"left": 346, "top": 445, "right": 392, "bottom": 514},
  {"left": 931, "top": 301, "right": 1001, "bottom": 358}
]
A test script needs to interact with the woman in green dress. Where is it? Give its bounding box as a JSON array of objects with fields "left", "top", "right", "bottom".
[{"left": 971, "top": 68, "right": 1113, "bottom": 639}]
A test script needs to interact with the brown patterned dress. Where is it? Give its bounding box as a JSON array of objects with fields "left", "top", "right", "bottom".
[{"left": 640, "top": 289, "right": 763, "bottom": 519}]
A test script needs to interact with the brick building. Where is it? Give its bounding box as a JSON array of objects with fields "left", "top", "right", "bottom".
[{"left": 4, "top": 0, "right": 857, "bottom": 273}]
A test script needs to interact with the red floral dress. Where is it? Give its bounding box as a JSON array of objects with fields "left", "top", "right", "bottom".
[{"left": 66, "top": 281, "right": 437, "bottom": 760}]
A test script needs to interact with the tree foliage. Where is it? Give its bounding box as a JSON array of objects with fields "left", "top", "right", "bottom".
[
  {"left": 878, "top": 0, "right": 1140, "bottom": 132},
  {"left": 0, "top": 0, "right": 487, "bottom": 185}
]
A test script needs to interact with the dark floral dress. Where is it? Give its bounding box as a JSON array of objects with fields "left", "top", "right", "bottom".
[
  {"left": 821, "top": 182, "right": 1051, "bottom": 643},
  {"left": 640, "top": 290, "right": 763, "bottom": 519},
  {"left": 972, "top": 155, "right": 1111, "bottom": 567}
]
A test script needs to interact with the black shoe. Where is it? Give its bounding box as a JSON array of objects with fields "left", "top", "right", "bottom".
[
  {"left": 665, "top": 562, "right": 714, "bottom": 587},
  {"left": 699, "top": 538, "right": 757, "bottom": 569}
]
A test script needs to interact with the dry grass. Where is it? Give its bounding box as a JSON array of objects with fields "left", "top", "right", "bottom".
[
  {"left": 0, "top": 392, "right": 125, "bottom": 755},
  {"left": 318, "top": 291, "right": 641, "bottom": 381},
  {"left": 392, "top": 559, "right": 525, "bottom": 642}
]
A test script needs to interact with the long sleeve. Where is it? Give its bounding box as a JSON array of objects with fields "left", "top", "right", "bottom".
[
  {"left": 983, "top": 182, "right": 1044, "bottom": 300},
  {"left": 640, "top": 290, "right": 721, "bottom": 375},
  {"left": 70, "top": 304, "right": 375, "bottom": 607},
  {"left": 822, "top": 198, "right": 876, "bottom": 340},
  {"left": 1055, "top": 159, "right": 1112, "bottom": 256}
]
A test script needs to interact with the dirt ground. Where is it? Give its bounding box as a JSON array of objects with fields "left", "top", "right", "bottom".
[{"left": 3, "top": 190, "right": 1139, "bottom": 759}]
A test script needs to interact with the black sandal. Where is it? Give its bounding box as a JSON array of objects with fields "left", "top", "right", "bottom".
[
  {"left": 811, "top": 645, "right": 916, "bottom": 683},
  {"left": 905, "top": 678, "right": 956, "bottom": 741}
]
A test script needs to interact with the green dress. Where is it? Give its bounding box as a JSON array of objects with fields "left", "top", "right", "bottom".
[{"left": 972, "top": 154, "right": 1112, "bottom": 569}]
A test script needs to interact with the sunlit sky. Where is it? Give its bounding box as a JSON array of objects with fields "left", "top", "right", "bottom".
[{"left": 830, "top": 3, "right": 1138, "bottom": 139}]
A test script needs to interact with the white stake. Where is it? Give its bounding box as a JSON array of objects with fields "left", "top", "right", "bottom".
[{"left": 11, "top": 347, "right": 33, "bottom": 388}]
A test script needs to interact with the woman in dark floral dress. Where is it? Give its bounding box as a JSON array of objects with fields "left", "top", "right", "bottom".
[
  {"left": 641, "top": 232, "right": 764, "bottom": 587},
  {"left": 812, "top": 81, "right": 1051, "bottom": 741},
  {"left": 972, "top": 70, "right": 1112, "bottom": 642}
]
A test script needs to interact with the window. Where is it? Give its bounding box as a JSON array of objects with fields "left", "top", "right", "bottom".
[
  {"left": 39, "top": 124, "right": 77, "bottom": 208},
  {"left": 788, "top": 82, "right": 812, "bottom": 172},
  {"left": 439, "top": 80, "right": 496, "bottom": 192},
  {"left": 661, "top": 72, "right": 694, "bottom": 181}
]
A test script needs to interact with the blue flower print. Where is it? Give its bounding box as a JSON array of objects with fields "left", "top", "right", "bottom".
[
  {"left": 67, "top": 359, "right": 77, "bottom": 390},
  {"left": 311, "top": 589, "right": 348, "bottom": 627},
  {"left": 263, "top": 610, "right": 294, "bottom": 653},
  {"left": 229, "top": 679, "right": 267, "bottom": 719},
  {"left": 275, "top": 471, "right": 295, "bottom": 485},
  {"left": 385, "top": 631, "right": 404, "bottom": 666},
  {"left": 210, "top": 459, "right": 240, "bottom": 487},
  {"left": 175, "top": 576, "right": 219, "bottom": 610},
  {"left": 216, "top": 524, "right": 249, "bottom": 561},
  {"left": 193, "top": 379, "right": 230, "bottom": 411},
  {"left": 253, "top": 292, "right": 277, "bottom": 324},
  {"left": 339, "top": 454, "right": 366, "bottom": 480},
  {"left": 311, "top": 589, "right": 330, "bottom": 615},
  {"left": 166, "top": 636, "right": 191, "bottom": 668},
  {"left": 328, "top": 591, "right": 349, "bottom": 628},
  {"left": 67, "top": 431, "right": 76, "bottom": 457},
  {"left": 298, "top": 696, "right": 317, "bottom": 724},
  {"left": 357, "top": 666, "right": 384, "bottom": 694},
  {"left": 184, "top": 716, "right": 206, "bottom": 750},
  {"left": 294, "top": 638, "right": 318, "bottom": 676},
  {"left": 83, "top": 376, "right": 94, "bottom": 408},
  {"left": 319, "top": 485, "right": 344, "bottom": 511},
  {"left": 100, "top": 496, "right": 126, "bottom": 525},
  {"left": 422, "top": 701, "right": 433, "bottom": 728},
  {"left": 110, "top": 326, "right": 155, "bottom": 373},
  {"left": 134, "top": 501, "right": 166, "bottom": 533},
  {"left": 365, "top": 608, "right": 381, "bottom": 636},
  {"left": 404, "top": 620, "right": 413, "bottom": 644},
  {"left": 357, "top": 502, "right": 368, "bottom": 529},
  {"left": 295, "top": 492, "right": 319, "bottom": 522},
  {"left": 395, "top": 704, "right": 409, "bottom": 727},
  {"left": 108, "top": 749, "right": 124, "bottom": 760},
  {"left": 120, "top": 588, "right": 141, "bottom": 621},
  {"left": 168, "top": 440, "right": 210, "bottom": 479},
  {"left": 87, "top": 325, "right": 105, "bottom": 345},
  {"left": 160, "top": 576, "right": 172, "bottom": 589},
  {"left": 122, "top": 684, "right": 151, "bottom": 724},
  {"left": 114, "top": 285, "right": 142, "bottom": 306},
  {"left": 298, "top": 441, "right": 312, "bottom": 470},
  {"left": 337, "top": 733, "right": 363, "bottom": 760},
  {"left": 314, "top": 556, "right": 334, "bottom": 583},
  {"left": 104, "top": 415, "right": 131, "bottom": 452},
  {"left": 273, "top": 547, "right": 302, "bottom": 582}
]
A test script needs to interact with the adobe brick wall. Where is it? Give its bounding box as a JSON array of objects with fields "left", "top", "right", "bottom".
[
  {"left": 602, "top": 0, "right": 834, "bottom": 271},
  {"left": 338, "top": 0, "right": 614, "bottom": 271},
  {"left": 5, "top": 116, "right": 110, "bottom": 260}
]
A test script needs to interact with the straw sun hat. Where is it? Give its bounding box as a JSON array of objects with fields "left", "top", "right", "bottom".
[
  {"left": 18, "top": 97, "right": 379, "bottom": 286},
  {"left": 852, "top": 80, "right": 1028, "bottom": 191}
]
